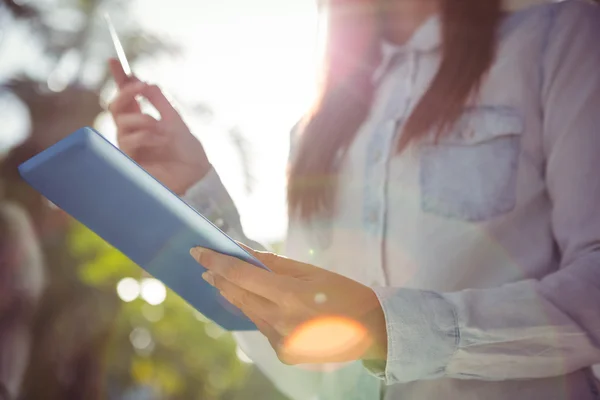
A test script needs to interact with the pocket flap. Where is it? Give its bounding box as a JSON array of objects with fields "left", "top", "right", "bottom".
[{"left": 428, "top": 106, "right": 524, "bottom": 145}]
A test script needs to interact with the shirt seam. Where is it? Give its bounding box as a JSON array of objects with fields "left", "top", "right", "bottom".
[
  {"left": 538, "top": 3, "right": 559, "bottom": 123},
  {"left": 383, "top": 294, "right": 397, "bottom": 383}
]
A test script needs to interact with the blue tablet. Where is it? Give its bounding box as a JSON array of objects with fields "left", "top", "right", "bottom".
[{"left": 18, "top": 127, "right": 268, "bottom": 331}]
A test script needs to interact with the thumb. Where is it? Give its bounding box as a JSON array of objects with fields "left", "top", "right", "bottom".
[
  {"left": 109, "top": 58, "right": 133, "bottom": 88},
  {"left": 237, "top": 241, "right": 319, "bottom": 277}
]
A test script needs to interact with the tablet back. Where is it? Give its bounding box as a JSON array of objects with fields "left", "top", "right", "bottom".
[{"left": 18, "top": 127, "right": 266, "bottom": 331}]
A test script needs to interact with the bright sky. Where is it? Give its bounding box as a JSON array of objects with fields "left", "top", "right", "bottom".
[{"left": 0, "top": 0, "right": 324, "bottom": 244}]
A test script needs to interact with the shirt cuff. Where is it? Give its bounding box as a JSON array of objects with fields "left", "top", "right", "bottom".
[
  {"left": 364, "top": 287, "right": 459, "bottom": 384},
  {"left": 182, "top": 166, "right": 241, "bottom": 232}
]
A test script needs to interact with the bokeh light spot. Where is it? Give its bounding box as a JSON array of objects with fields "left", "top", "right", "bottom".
[
  {"left": 130, "top": 327, "right": 154, "bottom": 351},
  {"left": 116, "top": 277, "right": 140, "bottom": 302},
  {"left": 314, "top": 292, "right": 327, "bottom": 304},
  {"left": 140, "top": 278, "right": 167, "bottom": 305}
]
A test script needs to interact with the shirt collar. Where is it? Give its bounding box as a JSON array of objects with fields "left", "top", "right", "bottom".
[
  {"left": 404, "top": 15, "right": 442, "bottom": 53},
  {"left": 374, "top": 0, "right": 549, "bottom": 82},
  {"left": 378, "top": 0, "right": 549, "bottom": 56},
  {"left": 373, "top": 16, "right": 441, "bottom": 83},
  {"left": 380, "top": 15, "right": 441, "bottom": 56}
]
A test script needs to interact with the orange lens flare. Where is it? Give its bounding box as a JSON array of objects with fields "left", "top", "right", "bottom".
[{"left": 283, "top": 316, "right": 372, "bottom": 361}]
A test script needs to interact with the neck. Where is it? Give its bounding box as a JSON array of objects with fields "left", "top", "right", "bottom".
[{"left": 378, "top": 0, "right": 439, "bottom": 45}]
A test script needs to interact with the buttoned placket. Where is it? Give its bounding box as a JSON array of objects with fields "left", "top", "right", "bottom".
[{"left": 362, "top": 49, "right": 420, "bottom": 288}]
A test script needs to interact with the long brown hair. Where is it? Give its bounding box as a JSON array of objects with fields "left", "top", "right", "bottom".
[{"left": 288, "top": 0, "right": 502, "bottom": 219}]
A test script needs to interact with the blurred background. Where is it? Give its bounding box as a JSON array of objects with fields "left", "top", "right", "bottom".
[{"left": 0, "top": 0, "right": 324, "bottom": 398}]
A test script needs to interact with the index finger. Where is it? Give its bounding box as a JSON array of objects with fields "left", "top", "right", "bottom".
[
  {"left": 108, "top": 80, "right": 146, "bottom": 115},
  {"left": 109, "top": 58, "right": 138, "bottom": 88},
  {"left": 191, "top": 247, "right": 286, "bottom": 302}
]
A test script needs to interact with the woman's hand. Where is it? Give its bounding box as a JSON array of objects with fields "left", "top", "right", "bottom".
[
  {"left": 190, "top": 245, "right": 388, "bottom": 365},
  {"left": 107, "top": 59, "right": 210, "bottom": 195}
]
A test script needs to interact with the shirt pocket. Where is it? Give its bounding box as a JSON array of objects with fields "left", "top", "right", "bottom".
[{"left": 419, "top": 106, "right": 524, "bottom": 222}]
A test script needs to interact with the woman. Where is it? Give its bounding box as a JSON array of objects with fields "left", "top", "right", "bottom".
[{"left": 108, "top": 0, "right": 600, "bottom": 398}]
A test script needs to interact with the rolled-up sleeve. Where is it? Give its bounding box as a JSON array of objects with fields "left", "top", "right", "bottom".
[
  {"left": 366, "top": 2, "right": 600, "bottom": 385},
  {"left": 183, "top": 167, "right": 265, "bottom": 251}
]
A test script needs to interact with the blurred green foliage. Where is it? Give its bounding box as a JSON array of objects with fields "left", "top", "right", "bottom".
[{"left": 68, "top": 221, "right": 251, "bottom": 399}]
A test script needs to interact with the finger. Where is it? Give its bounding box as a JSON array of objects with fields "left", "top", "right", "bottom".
[
  {"left": 117, "top": 130, "right": 166, "bottom": 153},
  {"left": 114, "top": 113, "right": 159, "bottom": 135},
  {"left": 222, "top": 288, "right": 286, "bottom": 343},
  {"left": 244, "top": 309, "right": 283, "bottom": 347},
  {"left": 141, "top": 84, "right": 179, "bottom": 120},
  {"left": 204, "top": 271, "right": 276, "bottom": 316},
  {"left": 191, "top": 247, "right": 286, "bottom": 302},
  {"left": 208, "top": 274, "right": 295, "bottom": 336},
  {"left": 236, "top": 241, "right": 320, "bottom": 277},
  {"left": 109, "top": 58, "right": 138, "bottom": 88},
  {"left": 108, "top": 81, "right": 146, "bottom": 115}
]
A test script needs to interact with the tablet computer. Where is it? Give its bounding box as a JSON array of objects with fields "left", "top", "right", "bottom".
[{"left": 18, "top": 127, "right": 268, "bottom": 331}]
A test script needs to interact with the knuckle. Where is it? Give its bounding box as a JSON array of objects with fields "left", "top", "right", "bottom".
[
  {"left": 228, "top": 294, "right": 243, "bottom": 310},
  {"left": 146, "top": 84, "right": 161, "bottom": 96},
  {"left": 238, "top": 291, "right": 251, "bottom": 307},
  {"left": 197, "top": 250, "right": 211, "bottom": 267},
  {"left": 224, "top": 266, "right": 243, "bottom": 283},
  {"left": 211, "top": 274, "right": 224, "bottom": 290},
  {"left": 262, "top": 312, "right": 280, "bottom": 329},
  {"left": 280, "top": 291, "right": 298, "bottom": 309},
  {"left": 223, "top": 260, "right": 244, "bottom": 282},
  {"left": 277, "top": 355, "right": 291, "bottom": 365},
  {"left": 276, "top": 348, "right": 295, "bottom": 366},
  {"left": 141, "top": 114, "right": 155, "bottom": 125},
  {"left": 261, "top": 252, "right": 278, "bottom": 265}
]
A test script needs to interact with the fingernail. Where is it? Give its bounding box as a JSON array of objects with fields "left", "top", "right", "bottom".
[
  {"left": 190, "top": 247, "right": 202, "bottom": 258},
  {"left": 202, "top": 271, "right": 215, "bottom": 286},
  {"left": 220, "top": 291, "right": 232, "bottom": 303}
]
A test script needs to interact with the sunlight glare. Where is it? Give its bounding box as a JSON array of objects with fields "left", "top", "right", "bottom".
[{"left": 283, "top": 316, "right": 372, "bottom": 361}]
